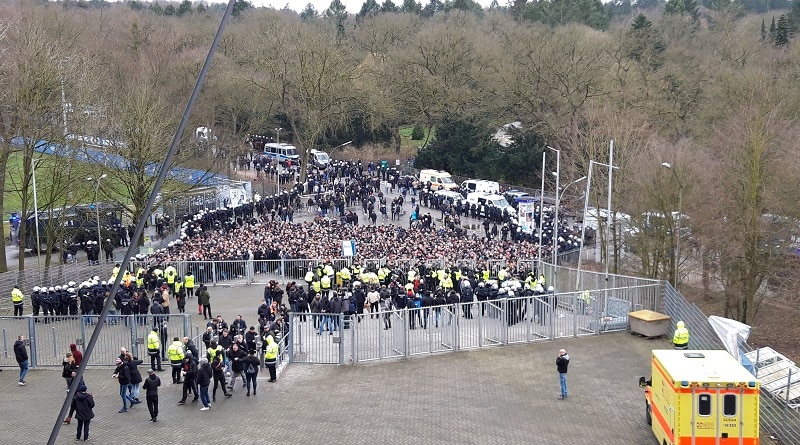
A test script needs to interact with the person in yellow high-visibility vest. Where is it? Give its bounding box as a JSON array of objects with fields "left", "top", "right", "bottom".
[
  {"left": 167, "top": 337, "right": 185, "bottom": 384},
  {"left": 11, "top": 284, "right": 24, "bottom": 316},
  {"left": 183, "top": 272, "right": 195, "bottom": 297},
  {"left": 673, "top": 321, "right": 690, "bottom": 349},
  {"left": 320, "top": 275, "right": 332, "bottom": 298},
  {"left": 263, "top": 333, "right": 279, "bottom": 382},
  {"left": 147, "top": 329, "right": 163, "bottom": 371}
]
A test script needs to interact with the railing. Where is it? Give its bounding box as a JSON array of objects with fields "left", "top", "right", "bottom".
[
  {"left": 659, "top": 283, "right": 800, "bottom": 443},
  {"left": 287, "top": 285, "right": 659, "bottom": 366},
  {"left": 0, "top": 314, "right": 191, "bottom": 368}
]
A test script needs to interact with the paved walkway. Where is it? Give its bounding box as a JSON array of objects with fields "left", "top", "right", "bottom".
[{"left": 0, "top": 320, "right": 664, "bottom": 444}]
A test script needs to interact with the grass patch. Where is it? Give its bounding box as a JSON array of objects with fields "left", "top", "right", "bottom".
[{"left": 399, "top": 125, "right": 436, "bottom": 150}]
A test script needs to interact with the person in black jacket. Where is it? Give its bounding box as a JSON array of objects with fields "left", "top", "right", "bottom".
[
  {"left": 197, "top": 358, "right": 212, "bottom": 410},
  {"left": 70, "top": 383, "right": 94, "bottom": 441},
  {"left": 210, "top": 356, "right": 231, "bottom": 402},
  {"left": 420, "top": 290, "right": 434, "bottom": 329},
  {"left": 126, "top": 354, "right": 144, "bottom": 404},
  {"left": 227, "top": 343, "right": 247, "bottom": 390},
  {"left": 242, "top": 350, "right": 260, "bottom": 396},
  {"left": 113, "top": 358, "right": 137, "bottom": 413},
  {"left": 142, "top": 369, "right": 161, "bottom": 422},
  {"left": 178, "top": 354, "right": 198, "bottom": 404},
  {"left": 14, "top": 335, "right": 29, "bottom": 385}
]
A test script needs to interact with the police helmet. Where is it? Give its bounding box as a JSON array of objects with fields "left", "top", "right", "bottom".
[
  {"left": 48, "top": 287, "right": 55, "bottom": 292},
  {"left": 32, "top": 286, "right": 40, "bottom": 292}
]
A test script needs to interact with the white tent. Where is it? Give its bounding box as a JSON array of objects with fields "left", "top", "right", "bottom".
[{"left": 708, "top": 315, "right": 751, "bottom": 360}]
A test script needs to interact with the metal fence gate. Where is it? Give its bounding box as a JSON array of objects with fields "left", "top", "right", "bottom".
[{"left": 0, "top": 314, "right": 191, "bottom": 368}]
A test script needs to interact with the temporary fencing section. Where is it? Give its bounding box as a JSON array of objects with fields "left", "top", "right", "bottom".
[{"left": 0, "top": 314, "right": 191, "bottom": 368}]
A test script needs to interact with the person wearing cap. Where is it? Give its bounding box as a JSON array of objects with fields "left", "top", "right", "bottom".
[
  {"left": 11, "top": 284, "right": 24, "bottom": 316},
  {"left": 142, "top": 369, "right": 161, "bottom": 422},
  {"left": 70, "top": 382, "right": 94, "bottom": 441}
]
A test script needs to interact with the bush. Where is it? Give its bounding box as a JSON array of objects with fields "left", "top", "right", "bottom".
[{"left": 411, "top": 125, "right": 425, "bottom": 141}]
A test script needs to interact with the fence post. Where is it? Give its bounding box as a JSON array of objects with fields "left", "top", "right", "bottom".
[
  {"left": 183, "top": 314, "right": 190, "bottom": 338},
  {"left": 352, "top": 315, "right": 358, "bottom": 365},
  {"left": 453, "top": 304, "right": 460, "bottom": 351},
  {"left": 27, "top": 317, "right": 37, "bottom": 367},
  {"left": 131, "top": 319, "right": 139, "bottom": 358},
  {"left": 502, "top": 299, "right": 509, "bottom": 345},
  {"left": 288, "top": 314, "right": 294, "bottom": 364},
  {"left": 403, "top": 310, "right": 409, "bottom": 358},
  {"left": 338, "top": 314, "right": 345, "bottom": 365},
  {"left": 478, "top": 302, "right": 484, "bottom": 348},
  {"left": 212, "top": 262, "right": 217, "bottom": 285}
]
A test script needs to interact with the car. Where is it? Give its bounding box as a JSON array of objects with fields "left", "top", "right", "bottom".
[
  {"left": 504, "top": 189, "right": 535, "bottom": 208},
  {"left": 433, "top": 190, "right": 465, "bottom": 205}
]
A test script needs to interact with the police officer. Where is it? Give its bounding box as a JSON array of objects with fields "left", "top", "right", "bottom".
[
  {"left": 31, "top": 286, "right": 41, "bottom": 318},
  {"left": 167, "top": 337, "right": 185, "bottom": 384},
  {"left": 673, "top": 321, "right": 690, "bottom": 349}
]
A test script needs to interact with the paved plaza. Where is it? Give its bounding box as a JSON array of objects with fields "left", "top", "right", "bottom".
[{"left": 0, "top": 282, "right": 664, "bottom": 445}]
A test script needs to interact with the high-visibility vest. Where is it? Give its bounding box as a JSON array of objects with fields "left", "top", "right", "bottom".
[
  {"left": 136, "top": 268, "right": 146, "bottom": 287},
  {"left": 184, "top": 274, "right": 195, "bottom": 288},
  {"left": 110, "top": 266, "right": 120, "bottom": 281},
  {"left": 264, "top": 336, "right": 279, "bottom": 360},
  {"left": 304, "top": 271, "right": 314, "bottom": 282},
  {"left": 175, "top": 281, "right": 183, "bottom": 294},
  {"left": 673, "top": 326, "right": 690, "bottom": 345},
  {"left": 407, "top": 270, "right": 416, "bottom": 283},
  {"left": 312, "top": 281, "right": 321, "bottom": 293},
  {"left": 320, "top": 276, "right": 331, "bottom": 289},
  {"left": 208, "top": 346, "right": 223, "bottom": 361},
  {"left": 165, "top": 269, "right": 176, "bottom": 284},
  {"left": 11, "top": 288, "right": 24, "bottom": 303},
  {"left": 482, "top": 269, "right": 490, "bottom": 281},
  {"left": 324, "top": 264, "right": 334, "bottom": 277},
  {"left": 147, "top": 332, "right": 160, "bottom": 350},
  {"left": 339, "top": 268, "right": 351, "bottom": 281},
  {"left": 168, "top": 341, "right": 185, "bottom": 362},
  {"left": 498, "top": 268, "right": 508, "bottom": 281}
]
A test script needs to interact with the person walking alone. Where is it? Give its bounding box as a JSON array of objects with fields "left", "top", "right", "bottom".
[
  {"left": 242, "top": 349, "right": 260, "bottom": 396},
  {"left": 70, "top": 382, "right": 94, "bottom": 441},
  {"left": 264, "top": 332, "right": 279, "bottom": 383},
  {"left": 672, "top": 320, "right": 690, "bottom": 350},
  {"left": 14, "top": 335, "right": 28, "bottom": 386},
  {"left": 197, "top": 358, "right": 212, "bottom": 411},
  {"left": 142, "top": 369, "right": 161, "bottom": 422},
  {"left": 556, "top": 348, "right": 570, "bottom": 400}
]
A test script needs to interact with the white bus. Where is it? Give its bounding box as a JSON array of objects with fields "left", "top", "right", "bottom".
[{"left": 263, "top": 143, "right": 300, "bottom": 166}]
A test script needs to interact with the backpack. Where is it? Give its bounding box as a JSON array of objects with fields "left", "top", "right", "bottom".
[{"left": 245, "top": 361, "right": 257, "bottom": 374}]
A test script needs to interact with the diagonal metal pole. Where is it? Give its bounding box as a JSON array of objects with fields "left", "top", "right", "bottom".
[{"left": 47, "top": 0, "right": 237, "bottom": 442}]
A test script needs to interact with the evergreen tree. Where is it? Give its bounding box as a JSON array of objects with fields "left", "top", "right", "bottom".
[
  {"left": 769, "top": 16, "right": 776, "bottom": 41},
  {"left": 164, "top": 4, "right": 176, "bottom": 15},
  {"left": 422, "top": 0, "right": 444, "bottom": 16},
  {"left": 196, "top": 2, "right": 206, "bottom": 12},
  {"left": 761, "top": 17, "right": 766, "bottom": 41},
  {"left": 357, "top": 0, "right": 380, "bottom": 19},
  {"left": 775, "top": 14, "right": 791, "bottom": 46},
  {"left": 789, "top": 0, "right": 800, "bottom": 32},
  {"left": 176, "top": 0, "right": 192, "bottom": 16},
  {"left": 231, "top": 0, "right": 252, "bottom": 17},
  {"left": 149, "top": 1, "right": 164, "bottom": 14},
  {"left": 381, "top": 0, "right": 399, "bottom": 12},
  {"left": 400, "top": 0, "right": 422, "bottom": 13},
  {"left": 300, "top": 3, "right": 318, "bottom": 19},
  {"left": 324, "top": 0, "right": 348, "bottom": 42}
]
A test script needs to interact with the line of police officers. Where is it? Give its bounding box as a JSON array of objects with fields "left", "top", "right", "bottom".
[
  {"left": 296, "top": 260, "right": 558, "bottom": 327},
  {"left": 23, "top": 262, "right": 198, "bottom": 323}
]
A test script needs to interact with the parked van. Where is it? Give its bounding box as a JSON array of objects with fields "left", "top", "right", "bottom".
[
  {"left": 309, "top": 149, "right": 331, "bottom": 170},
  {"left": 461, "top": 179, "right": 500, "bottom": 195},
  {"left": 464, "top": 192, "right": 515, "bottom": 218},
  {"left": 418, "top": 169, "right": 458, "bottom": 191}
]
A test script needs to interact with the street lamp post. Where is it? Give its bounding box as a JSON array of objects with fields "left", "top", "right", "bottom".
[
  {"left": 537, "top": 152, "right": 546, "bottom": 275},
  {"left": 576, "top": 160, "right": 618, "bottom": 290},
  {"left": 547, "top": 146, "right": 560, "bottom": 267},
  {"left": 275, "top": 127, "right": 282, "bottom": 144},
  {"left": 31, "top": 158, "right": 43, "bottom": 267},
  {"left": 661, "top": 162, "right": 683, "bottom": 289},
  {"left": 86, "top": 174, "right": 107, "bottom": 251}
]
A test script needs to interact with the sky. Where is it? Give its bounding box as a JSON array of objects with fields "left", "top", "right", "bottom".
[{"left": 243, "top": 0, "right": 498, "bottom": 14}]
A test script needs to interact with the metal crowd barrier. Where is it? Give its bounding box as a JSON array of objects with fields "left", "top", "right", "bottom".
[
  {"left": 287, "top": 285, "right": 660, "bottom": 366},
  {"left": 0, "top": 314, "right": 191, "bottom": 368}
]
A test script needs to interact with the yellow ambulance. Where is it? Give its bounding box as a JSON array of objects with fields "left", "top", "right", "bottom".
[{"left": 639, "top": 350, "right": 760, "bottom": 445}]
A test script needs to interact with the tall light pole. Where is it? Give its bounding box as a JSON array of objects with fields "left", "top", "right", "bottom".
[
  {"left": 31, "top": 158, "right": 43, "bottom": 267},
  {"left": 576, "top": 160, "right": 618, "bottom": 290},
  {"left": 547, "top": 146, "right": 560, "bottom": 268},
  {"left": 661, "top": 162, "right": 683, "bottom": 289},
  {"left": 537, "top": 152, "right": 546, "bottom": 275},
  {"left": 59, "top": 57, "right": 70, "bottom": 137},
  {"left": 275, "top": 127, "right": 282, "bottom": 144},
  {"left": 87, "top": 174, "right": 107, "bottom": 251}
]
